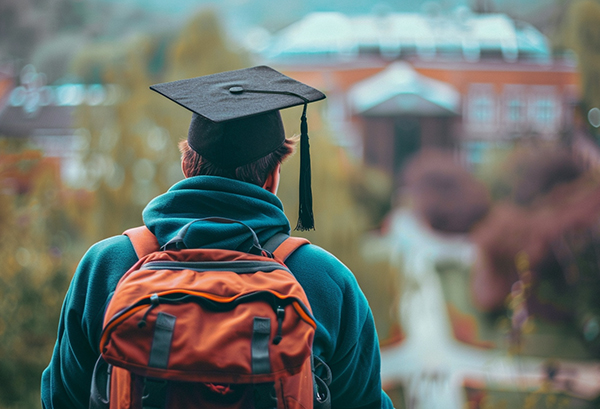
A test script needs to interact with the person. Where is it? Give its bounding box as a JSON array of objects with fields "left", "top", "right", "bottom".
[{"left": 41, "top": 66, "right": 394, "bottom": 409}]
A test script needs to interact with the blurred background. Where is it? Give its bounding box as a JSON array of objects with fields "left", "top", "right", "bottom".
[{"left": 2, "top": 0, "right": 600, "bottom": 408}]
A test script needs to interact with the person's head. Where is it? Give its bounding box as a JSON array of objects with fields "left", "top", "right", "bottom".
[
  {"left": 179, "top": 135, "right": 297, "bottom": 190},
  {"left": 150, "top": 66, "right": 326, "bottom": 230},
  {"left": 178, "top": 110, "right": 297, "bottom": 193}
]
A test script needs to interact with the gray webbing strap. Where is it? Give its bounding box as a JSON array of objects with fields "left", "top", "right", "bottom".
[
  {"left": 142, "top": 312, "right": 176, "bottom": 409},
  {"left": 89, "top": 357, "right": 110, "bottom": 409},
  {"left": 148, "top": 312, "right": 176, "bottom": 369},
  {"left": 313, "top": 355, "right": 332, "bottom": 409},
  {"left": 262, "top": 232, "right": 289, "bottom": 254},
  {"left": 251, "top": 317, "right": 272, "bottom": 375}
]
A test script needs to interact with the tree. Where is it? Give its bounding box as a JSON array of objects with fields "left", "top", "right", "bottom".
[
  {"left": 70, "top": 7, "right": 250, "bottom": 241},
  {"left": 0, "top": 142, "right": 91, "bottom": 408},
  {"left": 566, "top": 0, "right": 600, "bottom": 136}
]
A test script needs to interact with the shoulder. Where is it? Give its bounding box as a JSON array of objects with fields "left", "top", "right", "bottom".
[
  {"left": 59, "top": 234, "right": 139, "bottom": 352},
  {"left": 75, "top": 234, "right": 139, "bottom": 293},
  {"left": 70, "top": 234, "right": 138, "bottom": 301},
  {"left": 83, "top": 234, "right": 137, "bottom": 264},
  {"left": 283, "top": 241, "right": 377, "bottom": 368},
  {"left": 284, "top": 242, "right": 359, "bottom": 293},
  {"left": 67, "top": 234, "right": 135, "bottom": 300},
  {"left": 284, "top": 242, "right": 365, "bottom": 318},
  {"left": 89, "top": 236, "right": 139, "bottom": 288}
]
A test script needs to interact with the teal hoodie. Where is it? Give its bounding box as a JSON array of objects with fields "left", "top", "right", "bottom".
[{"left": 41, "top": 176, "right": 393, "bottom": 409}]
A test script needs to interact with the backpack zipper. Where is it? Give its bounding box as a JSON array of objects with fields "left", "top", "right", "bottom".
[
  {"left": 272, "top": 305, "right": 285, "bottom": 345},
  {"left": 137, "top": 293, "right": 159, "bottom": 328},
  {"left": 102, "top": 289, "right": 316, "bottom": 349},
  {"left": 140, "top": 260, "right": 290, "bottom": 274}
]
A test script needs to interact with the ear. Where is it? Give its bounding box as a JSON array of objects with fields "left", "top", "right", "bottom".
[{"left": 263, "top": 164, "right": 281, "bottom": 194}]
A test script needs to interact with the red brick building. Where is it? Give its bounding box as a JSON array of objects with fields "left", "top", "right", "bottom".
[{"left": 265, "top": 10, "right": 582, "bottom": 185}]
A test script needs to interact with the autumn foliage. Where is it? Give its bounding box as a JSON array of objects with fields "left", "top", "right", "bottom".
[{"left": 0, "top": 143, "right": 91, "bottom": 408}]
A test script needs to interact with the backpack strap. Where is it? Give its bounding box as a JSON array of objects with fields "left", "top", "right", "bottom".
[
  {"left": 123, "top": 226, "right": 160, "bottom": 259},
  {"left": 124, "top": 226, "right": 308, "bottom": 261},
  {"left": 263, "top": 233, "right": 310, "bottom": 262}
]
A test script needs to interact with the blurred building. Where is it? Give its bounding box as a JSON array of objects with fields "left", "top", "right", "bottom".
[
  {"left": 0, "top": 64, "right": 121, "bottom": 187},
  {"left": 264, "top": 8, "right": 582, "bottom": 186}
]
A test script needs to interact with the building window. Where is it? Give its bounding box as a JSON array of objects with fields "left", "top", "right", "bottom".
[
  {"left": 467, "top": 84, "right": 496, "bottom": 127},
  {"left": 529, "top": 86, "right": 559, "bottom": 132},
  {"left": 503, "top": 85, "right": 527, "bottom": 129},
  {"left": 532, "top": 97, "right": 554, "bottom": 124},
  {"left": 507, "top": 98, "right": 527, "bottom": 122}
]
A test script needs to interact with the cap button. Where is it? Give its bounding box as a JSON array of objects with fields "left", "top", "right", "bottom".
[{"left": 229, "top": 86, "right": 244, "bottom": 94}]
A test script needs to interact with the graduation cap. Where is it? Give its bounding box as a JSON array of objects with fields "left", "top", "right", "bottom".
[{"left": 150, "top": 65, "right": 326, "bottom": 231}]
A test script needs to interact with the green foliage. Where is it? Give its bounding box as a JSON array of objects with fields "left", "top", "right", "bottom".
[
  {"left": 69, "top": 8, "right": 251, "bottom": 241},
  {"left": 566, "top": 1, "right": 600, "bottom": 113},
  {"left": 471, "top": 143, "right": 517, "bottom": 201},
  {"left": 0, "top": 143, "right": 90, "bottom": 409}
]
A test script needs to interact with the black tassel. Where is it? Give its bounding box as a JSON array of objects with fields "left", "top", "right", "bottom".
[
  {"left": 295, "top": 104, "right": 314, "bottom": 231},
  {"left": 232, "top": 88, "right": 315, "bottom": 230}
]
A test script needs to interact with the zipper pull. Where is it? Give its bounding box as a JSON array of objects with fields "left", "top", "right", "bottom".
[
  {"left": 138, "top": 294, "right": 160, "bottom": 328},
  {"left": 273, "top": 305, "right": 285, "bottom": 345}
]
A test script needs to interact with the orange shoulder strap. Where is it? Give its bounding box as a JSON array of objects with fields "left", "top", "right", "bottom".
[
  {"left": 269, "top": 235, "right": 310, "bottom": 262},
  {"left": 124, "top": 227, "right": 308, "bottom": 261},
  {"left": 123, "top": 226, "right": 160, "bottom": 259}
]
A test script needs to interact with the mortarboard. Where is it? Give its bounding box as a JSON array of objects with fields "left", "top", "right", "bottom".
[{"left": 150, "top": 65, "right": 326, "bottom": 230}]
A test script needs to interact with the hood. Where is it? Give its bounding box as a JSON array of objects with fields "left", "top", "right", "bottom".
[{"left": 142, "top": 176, "right": 291, "bottom": 251}]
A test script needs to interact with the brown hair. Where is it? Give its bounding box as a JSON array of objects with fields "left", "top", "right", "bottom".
[{"left": 179, "top": 137, "right": 297, "bottom": 187}]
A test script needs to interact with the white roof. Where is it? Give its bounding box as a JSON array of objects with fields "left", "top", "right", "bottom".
[
  {"left": 266, "top": 10, "right": 549, "bottom": 62},
  {"left": 348, "top": 61, "right": 461, "bottom": 116}
]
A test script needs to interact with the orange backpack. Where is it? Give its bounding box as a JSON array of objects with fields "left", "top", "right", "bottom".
[{"left": 90, "top": 218, "right": 331, "bottom": 409}]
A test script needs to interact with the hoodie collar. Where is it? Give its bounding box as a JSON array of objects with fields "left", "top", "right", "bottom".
[{"left": 142, "top": 176, "right": 291, "bottom": 251}]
